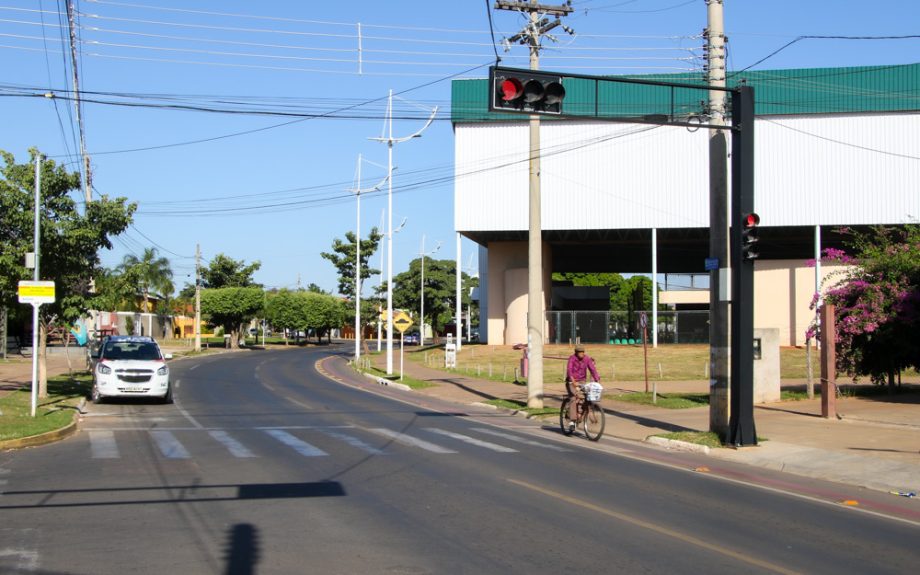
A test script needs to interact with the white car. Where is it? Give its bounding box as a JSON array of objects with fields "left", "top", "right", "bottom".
[{"left": 91, "top": 336, "right": 173, "bottom": 404}]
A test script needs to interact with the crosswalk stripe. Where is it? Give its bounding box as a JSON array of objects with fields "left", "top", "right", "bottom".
[
  {"left": 318, "top": 430, "right": 386, "bottom": 455},
  {"left": 89, "top": 430, "right": 120, "bottom": 459},
  {"left": 471, "top": 427, "right": 571, "bottom": 452},
  {"left": 150, "top": 430, "right": 191, "bottom": 459},
  {"left": 426, "top": 428, "right": 518, "bottom": 453},
  {"left": 263, "top": 429, "right": 328, "bottom": 457},
  {"left": 208, "top": 430, "right": 257, "bottom": 458},
  {"left": 367, "top": 428, "right": 457, "bottom": 454}
]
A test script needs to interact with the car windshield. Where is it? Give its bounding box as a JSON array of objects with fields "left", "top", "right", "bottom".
[{"left": 103, "top": 342, "right": 161, "bottom": 361}]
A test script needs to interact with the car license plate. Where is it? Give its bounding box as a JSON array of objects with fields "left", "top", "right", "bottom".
[{"left": 124, "top": 386, "right": 146, "bottom": 392}]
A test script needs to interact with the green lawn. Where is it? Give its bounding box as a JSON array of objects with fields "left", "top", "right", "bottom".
[
  {"left": 0, "top": 372, "right": 92, "bottom": 442},
  {"left": 613, "top": 392, "right": 710, "bottom": 409}
]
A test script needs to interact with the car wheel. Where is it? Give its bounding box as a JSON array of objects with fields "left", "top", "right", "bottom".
[
  {"left": 162, "top": 385, "right": 173, "bottom": 404},
  {"left": 91, "top": 385, "right": 104, "bottom": 404}
]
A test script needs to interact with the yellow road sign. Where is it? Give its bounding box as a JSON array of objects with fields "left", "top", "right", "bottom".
[
  {"left": 393, "top": 311, "right": 413, "bottom": 334},
  {"left": 18, "top": 281, "right": 55, "bottom": 304}
]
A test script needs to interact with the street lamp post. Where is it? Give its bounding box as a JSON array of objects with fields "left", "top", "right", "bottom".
[
  {"left": 369, "top": 91, "right": 437, "bottom": 375},
  {"left": 419, "top": 236, "right": 441, "bottom": 346}
]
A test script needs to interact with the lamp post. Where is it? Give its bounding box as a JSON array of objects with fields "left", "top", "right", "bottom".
[
  {"left": 419, "top": 236, "right": 441, "bottom": 346},
  {"left": 351, "top": 155, "right": 388, "bottom": 362},
  {"left": 369, "top": 91, "right": 437, "bottom": 375}
]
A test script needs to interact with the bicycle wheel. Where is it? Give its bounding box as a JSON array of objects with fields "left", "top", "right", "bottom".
[
  {"left": 583, "top": 402, "right": 605, "bottom": 441},
  {"left": 559, "top": 397, "right": 576, "bottom": 436}
]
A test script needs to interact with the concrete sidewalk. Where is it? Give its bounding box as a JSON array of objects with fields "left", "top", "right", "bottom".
[{"left": 375, "top": 349, "right": 920, "bottom": 497}]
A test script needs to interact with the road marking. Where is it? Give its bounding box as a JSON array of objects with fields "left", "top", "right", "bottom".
[
  {"left": 426, "top": 428, "right": 518, "bottom": 453},
  {"left": 89, "top": 430, "right": 120, "bottom": 459},
  {"left": 367, "top": 428, "right": 457, "bottom": 454},
  {"left": 471, "top": 427, "right": 571, "bottom": 451},
  {"left": 263, "top": 429, "right": 327, "bottom": 457},
  {"left": 508, "top": 478, "right": 802, "bottom": 575},
  {"left": 318, "top": 429, "right": 386, "bottom": 455},
  {"left": 172, "top": 389, "right": 205, "bottom": 429},
  {"left": 150, "top": 430, "right": 191, "bottom": 459},
  {"left": 208, "top": 430, "right": 257, "bottom": 458}
]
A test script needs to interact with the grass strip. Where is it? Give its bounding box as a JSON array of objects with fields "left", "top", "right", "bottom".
[
  {"left": 484, "top": 398, "right": 558, "bottom": 417},
  {"left": 615, "top": 392, "right": 710, "bottom": 409},
  {"left": 658, "top": 431, "right": 723, "bottom": 448},
  {"left": 0, "top": 372, "right": 92, "bottom": 442}
]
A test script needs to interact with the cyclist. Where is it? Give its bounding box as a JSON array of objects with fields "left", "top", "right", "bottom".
[{"left": 565, "top": 344, "right": 600, "bottom": 428}]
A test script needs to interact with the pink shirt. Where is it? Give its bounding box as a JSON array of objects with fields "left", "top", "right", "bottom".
[{"left": 566, "top": 354, "right": 600, "bottom": 383}]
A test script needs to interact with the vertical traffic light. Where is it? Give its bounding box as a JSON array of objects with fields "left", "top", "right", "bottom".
[
  {"left": 489, "top": 66, "right": 566, "bottom": 115},
  {"left": 740, "top": 212, "right": 760, "bottom": 260}
]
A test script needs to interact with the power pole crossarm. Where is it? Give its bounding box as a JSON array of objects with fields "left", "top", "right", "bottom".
[{"left": 495, "top": 0, "right": 573, "bottom": 17}]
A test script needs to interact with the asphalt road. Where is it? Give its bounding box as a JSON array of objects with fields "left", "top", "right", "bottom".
[{"left": 1, "top": 346, "right": 918, "bottom": 574}]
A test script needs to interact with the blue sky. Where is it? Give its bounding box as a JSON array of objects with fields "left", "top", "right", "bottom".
[{"left": 2, "top": 0, "right": 918, "bottom": 295}]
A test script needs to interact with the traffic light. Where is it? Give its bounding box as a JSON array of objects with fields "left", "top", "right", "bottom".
[
  {"left": 740, "top": 212, "right": 760, "bottom": 260},
  {"left": 489, "top": 67, "right": 566, "bottom": 115}
]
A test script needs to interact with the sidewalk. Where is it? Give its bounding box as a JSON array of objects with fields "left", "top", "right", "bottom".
[{"left": 373, "top": 349, "right": 920, "bottom": 496}]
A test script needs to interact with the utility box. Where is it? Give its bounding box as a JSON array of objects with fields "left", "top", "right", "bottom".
[
  {"left": 753, "top": 328, "right": 780, "bottom": 403},
  {"left": 444, "top": 335, "right": 457, "bottom": 368}
]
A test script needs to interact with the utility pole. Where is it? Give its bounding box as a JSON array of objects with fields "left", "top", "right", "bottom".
[
  {"left": 706, "top": 0, "right": 731, "bottom": 440},
  {"left": 65, "top": 0, "right": 91, "bottom": 204},
  {"left": 419, "top": 236, "right": 442, "bottom": 346},
  {"left": 195, "top": 243, "right": 202, "bottom": 352},
  {"left": 351, "top": 155, "right": 388, "bottom": 361},
  {"left": 370, "top": 91, "right": 437, "bottom": 375},
  {"left": 494, "top": 0, "right": 573, "bottom": 408}
]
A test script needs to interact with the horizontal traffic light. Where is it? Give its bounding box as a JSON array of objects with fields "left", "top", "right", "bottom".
[
  {"left": 489, "top": 66, "right": 566, "bottom": 115},
  {"left": 741, "top": 212, "right": 760, "bottom": 260}
]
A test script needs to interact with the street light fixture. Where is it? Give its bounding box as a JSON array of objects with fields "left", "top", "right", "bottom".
[{"left": 419, "top": 236, "right": 441, "bottom": 346}]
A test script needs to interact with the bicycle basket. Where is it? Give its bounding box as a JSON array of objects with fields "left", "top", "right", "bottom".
[{"left": 584, "top": 382, "right": 603, "bottom": 402}]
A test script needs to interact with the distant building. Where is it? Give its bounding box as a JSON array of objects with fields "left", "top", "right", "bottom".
[{"left": 452, "top": 64, "right": 920, "bottom": 346}]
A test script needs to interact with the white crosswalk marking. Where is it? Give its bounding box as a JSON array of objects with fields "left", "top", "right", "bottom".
[
  {"left": 426, "top": 428, "right": 518, "bottom": 453},
  {"left": 263, "top": 429, "right": 328, "bottom": 457},
  {"left": 208, "top": 430, "right": 257, "bottom": 458},
  {"left": 471, "top": 427, "right": 571, "bottom": 451},
  {"left": 367, "top": 428, "right": 457, "bottom": 454},
  {"left": 318, "top": 430, "right": 386, "bottom": 455},
  {"left": 150, "top": 430, "right": 191, "bottom": 459},
  {"left": 89, "top": 430, "right": 120, "bottom": 459}
]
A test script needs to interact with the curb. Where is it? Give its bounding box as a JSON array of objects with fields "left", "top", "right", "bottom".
[
  {"left": 645, "top": 435, "right": 711, "bottom": 455},
  {"left": 362, "top": 372, "right": 412, "bottom": 392}
]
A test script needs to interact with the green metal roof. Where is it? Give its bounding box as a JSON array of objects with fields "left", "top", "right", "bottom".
[{"left": 451, "top": 63, "right": 920, "bottom": 123}]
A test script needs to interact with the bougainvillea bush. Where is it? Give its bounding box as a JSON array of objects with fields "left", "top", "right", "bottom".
[{"left": 811, "top": 226, "right": 920, "bottom": 388}]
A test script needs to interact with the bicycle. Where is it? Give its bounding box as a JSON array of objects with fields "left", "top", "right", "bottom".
[{"left": 560, "top": 381, "right": 605, "bottom": 441}]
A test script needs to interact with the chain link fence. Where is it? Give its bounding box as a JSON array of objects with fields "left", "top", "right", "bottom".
[{"left": 546, "top": 310, "right": 710, "bottom": 345}]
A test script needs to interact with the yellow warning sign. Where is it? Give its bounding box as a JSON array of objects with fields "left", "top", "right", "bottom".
[{"left": 392, "top": 311, "right": 413, "bottom": 334}]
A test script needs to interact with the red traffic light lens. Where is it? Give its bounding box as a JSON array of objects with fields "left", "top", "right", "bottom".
[
  {"left": 743, "top": 213, "right": 760, "bottom": 227},
  {"left": 499, "top": 78, "right": 524, "bottom": 101}
]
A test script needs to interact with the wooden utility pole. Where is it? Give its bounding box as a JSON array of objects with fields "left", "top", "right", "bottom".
[
  {"left": 820, "top": 303, "right": 836, "bottom": 419},
  {"left": 494, "top": 0, "right": 573, "bottom": 409}
]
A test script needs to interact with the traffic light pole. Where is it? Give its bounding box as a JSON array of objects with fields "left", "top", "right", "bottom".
[{"left": 729, "top": 85, "right": 757, "bottom": 446}]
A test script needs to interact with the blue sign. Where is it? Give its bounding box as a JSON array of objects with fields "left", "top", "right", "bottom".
[{"left": 704, "top": 257, "right": 719, "bottom": 271}]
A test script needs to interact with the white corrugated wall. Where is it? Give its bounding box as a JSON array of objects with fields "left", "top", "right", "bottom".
[{"left": 455, "top": 113, "right": 920, "bottom": 231}]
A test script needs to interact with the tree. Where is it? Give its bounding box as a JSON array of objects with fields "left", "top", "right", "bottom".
[
  {"left": 392, "top": 257, "right": 465, "bottom": 336},
  {"left": 816, "top": 225, "right": 920, "bottom": 391},
  {"left": 200, "top": 287, "right": 264, "bottom": 349},
  {"left": 265, "top": 289, "right": 304, "bottom": 344},
  {"left": 1, "top": 149, "right": 135, "bottom": 395},
  {"left": 302, "top": 292, "right": 347, "bottom": 343},
  {"left": 202, "top": 253, "right": 261, "bottom": 288},
  {"left": 320, "top": 227, "right": 383, "bottom": 299},
  {"left": 117, "top": 247, "right": 173, "bottom": 315}
]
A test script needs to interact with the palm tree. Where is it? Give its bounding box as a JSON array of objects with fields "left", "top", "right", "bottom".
[{"left": 118, "top": 248, "right": 174, "bottom": 313}]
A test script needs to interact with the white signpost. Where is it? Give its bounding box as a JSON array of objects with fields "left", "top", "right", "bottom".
[{"left": 18, "top": 281, "right": 55, "bottom": 417}]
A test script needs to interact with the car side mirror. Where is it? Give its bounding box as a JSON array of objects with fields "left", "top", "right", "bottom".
[{"left": 164, "top": 353, "right": 173, "bottom": 360}]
